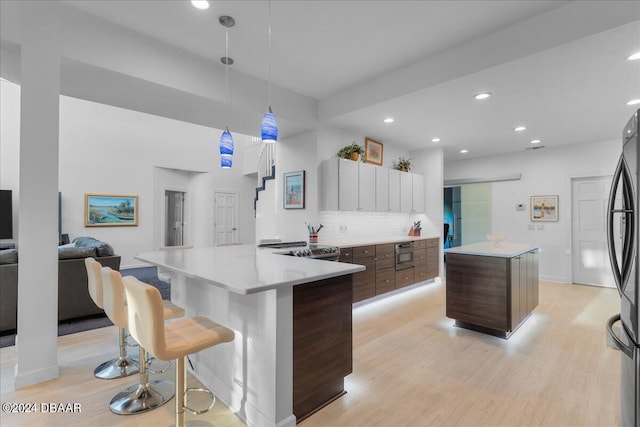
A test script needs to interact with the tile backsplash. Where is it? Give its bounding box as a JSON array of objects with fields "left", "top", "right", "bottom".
[{"left": 318, "top": 211, "right": 428, "bottom": 240}]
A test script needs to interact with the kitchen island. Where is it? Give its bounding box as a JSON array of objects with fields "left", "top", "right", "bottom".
[
  {"left": 445, "top": 242, "right": 539, "bottom": 339},
  {"left": 135, "top": 245, "right": 365, "bottom": 427}
]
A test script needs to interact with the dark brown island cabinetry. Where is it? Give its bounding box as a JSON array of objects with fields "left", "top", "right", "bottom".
[
  {"left": 445, "top": 247, "right": 539, "bottom": 338},
  {"left": 341, "top": 238, "right": 440, "bottom": 303}
]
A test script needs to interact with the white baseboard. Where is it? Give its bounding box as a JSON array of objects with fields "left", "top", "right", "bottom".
[{"left": 14, "top": 364, "right": 59, "bottom": 389}]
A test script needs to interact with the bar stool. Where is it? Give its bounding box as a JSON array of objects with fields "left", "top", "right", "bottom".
[
  {"left": 123, "top": 276, "right": 235, "bottom": 427},
  {"left": 85, "top": 257, "right": 139, "bottom": 379},
  {"left": 102, "top": 267, "right": 186, "bottom": 415}
]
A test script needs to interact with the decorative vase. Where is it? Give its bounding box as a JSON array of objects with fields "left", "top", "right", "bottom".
[{"left": 350, "top": 152, "right": 359, "bottom": 161}]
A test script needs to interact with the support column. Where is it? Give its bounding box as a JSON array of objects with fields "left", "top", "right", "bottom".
[{"left": 14, "top": 1, "right": 61, "bottom": 388}]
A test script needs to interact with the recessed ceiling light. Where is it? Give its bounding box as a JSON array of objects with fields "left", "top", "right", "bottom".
[
  {"left": 627, "top": 99, "right": 640, "bottom": 106},
  {"left": 460, "top": 149, "right": 468, "bottom": 154},
  {"left": 432, "top": 138, "right": 440, "bottom": 143},
  {"left": 383, "top": 117, "right": 394, "bottom": 123},
  {"left": 514, "top": 126, "right": 527, "bottom": 132},
  {"left": 628, "top": 51, "right": 640, "bottom": 61},
  {"left": 191, "top": 0, "right": 210, "bottom": 10},
  {"left": 474, "top": 92, "right": 492, "bottom": 100},
  {"left": 530, "top": 139, "right": 541, "bottom": 144}
]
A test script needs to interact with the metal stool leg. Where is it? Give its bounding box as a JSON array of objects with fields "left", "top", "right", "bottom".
[
  {"left": 109, "top": 345, "right": 175, "bottom": 415},
  {"left": 94, "top": 327, "right": 139, "bottom": 379},
  {"left": 170, "top": 356, "right": 216, "bottom": 427}
]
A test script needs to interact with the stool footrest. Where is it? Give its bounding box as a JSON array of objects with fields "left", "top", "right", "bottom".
[{"left": 183, "top": 387, "right": 215, "bottom": 415}]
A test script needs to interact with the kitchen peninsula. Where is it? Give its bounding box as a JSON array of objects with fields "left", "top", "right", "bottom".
[
  {"left": 445, "top": 242, "right": 539, "bottom": 339},
  {"left": 135, "top": 245, "right": 365, "bottom": 427}
]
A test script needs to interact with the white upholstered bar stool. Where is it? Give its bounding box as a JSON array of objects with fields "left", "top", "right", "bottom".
[
  {"left": 102, "top": 267, "right": 186, "bottom": 415},
  {"left": 85, "top": 257, "right": 139, "bottom": 379},
  {"left": 123, "top": 276, "right": 235, "bottom": 427}
]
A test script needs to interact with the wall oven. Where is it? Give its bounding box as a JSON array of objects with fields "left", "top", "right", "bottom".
[{"left": 395, "top": 242, "right": 414, "bottom": 270}]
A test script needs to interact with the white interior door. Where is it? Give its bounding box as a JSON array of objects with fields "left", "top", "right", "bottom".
[
  {"left": 571, "top": 176, "right": 617, "bottom": 287},
  {"left": 214, "top": 191, "right": 238, "bottom": 245},
  {"left": 165, "top": 190, "right": 185, "bottom": 246}
]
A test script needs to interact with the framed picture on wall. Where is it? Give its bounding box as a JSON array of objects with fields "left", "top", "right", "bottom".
[
  {"left": 364, "top": 137, "right": 383, "bottom": 166},
  {"left": 531, "top": 195, "right": 558, "bottom": 222},
  {"left": 85, "top": 193, "right": 139, "bottom": 226},
  {"left": 283, "top": 171, "right": 305, "bottom": 209}
]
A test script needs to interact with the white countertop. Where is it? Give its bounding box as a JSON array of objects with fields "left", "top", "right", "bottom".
[
  {"left": 135, "top": 245, "right": 365, "bottom": 295},
  {"left": 320, "top": 234, "right": 440, "bottom": 248},
  {"left": 444, "top": 242, "right": 538, "bottom": 258}
]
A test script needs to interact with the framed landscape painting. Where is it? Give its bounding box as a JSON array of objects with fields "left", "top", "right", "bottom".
[
  {"left": 284, "top": 171, "right": 305, "bottom": 209},
  {"left": 531, "top": 195, "right": 558, "bottom": 222},
  {"left": 85, "top": 193, "right": 139, "bottom": 226},
  {"left": 365, "top": 137, "right": 383, "bottom": 166}
]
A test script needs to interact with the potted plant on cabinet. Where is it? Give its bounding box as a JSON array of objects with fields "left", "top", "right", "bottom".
[
  {"left": 337, "top": 142, "right": 365, "bottom": 162},
  {"left": 392, "top": 156, "right": 412, "bottom": 172}
]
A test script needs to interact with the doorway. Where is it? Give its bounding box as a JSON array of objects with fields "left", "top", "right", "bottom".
[
  {"left": 213, "top": 191, "right": 239, "bottom": 245},
  {"left": 165, "top": 190, "right": 185, "bottom": 247},
  {"left": 571, "top": 176, "right": 616, "bottom": 287}
]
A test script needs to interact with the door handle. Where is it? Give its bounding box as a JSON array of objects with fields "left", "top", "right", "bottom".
[
  {"left": 232, "top": 228, "right": 237, "bottom": 231},
  {"left": 606, "top": 314, "right": 634, "bottom": 358}
]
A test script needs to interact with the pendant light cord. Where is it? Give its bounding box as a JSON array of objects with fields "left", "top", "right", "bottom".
[
  {"left": 267, "top": 0, "right": 272, "bottom": 108},
  {"left": 225, "top": 25, "right": 230, "bottom": 126}
]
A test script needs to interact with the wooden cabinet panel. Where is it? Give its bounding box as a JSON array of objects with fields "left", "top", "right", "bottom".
[
  {"left": 414, "top": 265, "right": 428, "bottom": 283},
  {"left": 426, "top": 247, "right": 439, "bottom": 279},
  {"left": 352, "top": 257, "right": 375, "bottom": 303},
  {"left": 395, "top": 268, "right": 415, "bottom": 289},
  {"left": 376, "top": 244, "right": 395, "bottom": 269},
  {"left": 375, "top": 267, "right": 395, "bottom": 295},
  {"left": 293, "top": 275, "right": 352, "bottom": 421},
  {"left": 338, "top": 247, "right": 353, "bottom": 263},
  {"left": 353, "top": 245, "right": 375, "bottom": 258},
  {"left": 414, "top": 240, "right": 427, "bottom": 249},
  {"left": 426, "top": 238, "right": 439, "bottom": 248},
  {"left": 414, "top": 248, "right": 427, "bottom": 266}
]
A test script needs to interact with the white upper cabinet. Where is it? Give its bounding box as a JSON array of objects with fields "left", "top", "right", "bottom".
[
  {"left": 375, "top": 166, "right": 389, "bottom": 212},
  {"left": 358, "top": 162, "right": 376, "bottom": 211},
  {"left": 320, "top": 158, "right": 425, "bottom": 213},
  {"left": 388, "top": 168, "right": 401, "bottom": 212},
  {"left": 400, "top": 171, "right": 412, "bottom": 212},
  {"left": 412, "top": 173, "right": 425, "bottom": 213}
]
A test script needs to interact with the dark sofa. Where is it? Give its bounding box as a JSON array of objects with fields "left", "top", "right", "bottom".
[{"left": 0, "top": 237, "right": 121, "bottom": 334}]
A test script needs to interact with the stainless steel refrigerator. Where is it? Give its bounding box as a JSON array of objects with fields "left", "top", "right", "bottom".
[{"left": 607, "top": 108, "right": 640, "bottom": 427}]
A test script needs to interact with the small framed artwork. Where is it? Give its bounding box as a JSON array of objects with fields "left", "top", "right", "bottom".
[
  {"left": 531, "top": 195, "right": 558, "bottom": 222},
  {"left": 284, "top": 171, "right": 305, "bottom": 209},
  {"left": 85, "top": 193, "right": 139, "bottom": 226},
  {"left": 364, "top": 137, "right": 383, "bottom": 166}
]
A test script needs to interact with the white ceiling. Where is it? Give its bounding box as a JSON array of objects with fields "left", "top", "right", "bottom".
[{"left": 53, "top": 1, "right": 640, "bottom": 160}]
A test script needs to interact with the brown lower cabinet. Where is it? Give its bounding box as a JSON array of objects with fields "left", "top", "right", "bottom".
[{"left": 342, "top": 238, "right": 440, "bottom": 303}]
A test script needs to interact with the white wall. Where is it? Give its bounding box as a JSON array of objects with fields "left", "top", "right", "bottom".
[
  {"left": 444, "top": 140, "right": 620, "bottom": 283},
  {"left": 1, "top": 82, "right": 256, "bottom": 267},
  {"left": 0, "top": 80, "right": 20, "bottom": 243}
]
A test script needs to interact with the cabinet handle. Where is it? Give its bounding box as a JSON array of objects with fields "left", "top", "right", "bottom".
[{"left": 385, "top": 280, "right": 390, "bottom": 283}]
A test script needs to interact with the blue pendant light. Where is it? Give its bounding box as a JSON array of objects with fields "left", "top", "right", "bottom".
[
  {"left": 219, "top": 16, "right": 235, "bottom": 168},
  {"left": 261, "top": 106, "right": 278, "bottom": 144},
  {"left": 261, "top": 0, "right": 278, "bottom": 144},
  {"left": 220, "top": 127, "right": 234, "bottom": 168}
]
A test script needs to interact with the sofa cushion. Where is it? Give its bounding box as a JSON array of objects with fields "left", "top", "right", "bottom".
[
  {"left": 73, "top": 236, "right": 115, "bottom": 256},
  {"left": 58, "top": 246, "right": 96, "bottom": 260},
  {"left": 0, "top": 249, "right": 17, "bottom": 265}
]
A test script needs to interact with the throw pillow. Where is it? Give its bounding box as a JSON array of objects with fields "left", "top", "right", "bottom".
[
  {"left": 58, "top": 246, "right": 97, "bottom": 260},
  {"left": 0, "top": 248, "right": 18, "bottom": 265},
  {"left": 72, "top": 236, "right": 115, "bottom": 256}
]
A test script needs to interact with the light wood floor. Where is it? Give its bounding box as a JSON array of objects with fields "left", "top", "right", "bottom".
[{"left": 1, "top": 280, "right": 621, "bottom": 427}]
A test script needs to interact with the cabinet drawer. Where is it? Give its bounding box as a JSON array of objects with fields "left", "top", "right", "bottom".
[
  {"left": 376, "top": 248, "right": 395, "bottom": 270},
  {"left": 414, "top": 265, "right": 428, "bottom": 283},
  {"left": 396, "top": 268, "right": 415, "bottom": 289},
  {"left": 375, "top": 268, "right": 395, "bottom": 295},
  {"left": 414, "top": 240, "right": 427, "bottom": 249},
  {"left": 339, "top": 247, "right": 353, "bottom": 263},
  {"left": 353, "top": 258, "right": 375, "bottom": 302},
  {"left": 414, "top": 248, "right": 427, "bottom": 266},
  {"left": 376, "top": 243, "right": 395, "bottom": 257},
  {"left": 426, "top": 238, "right": 439, "bottom": 248},
  {"left": 353, "top": 245, "right": 376, "bottom": 259}
]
